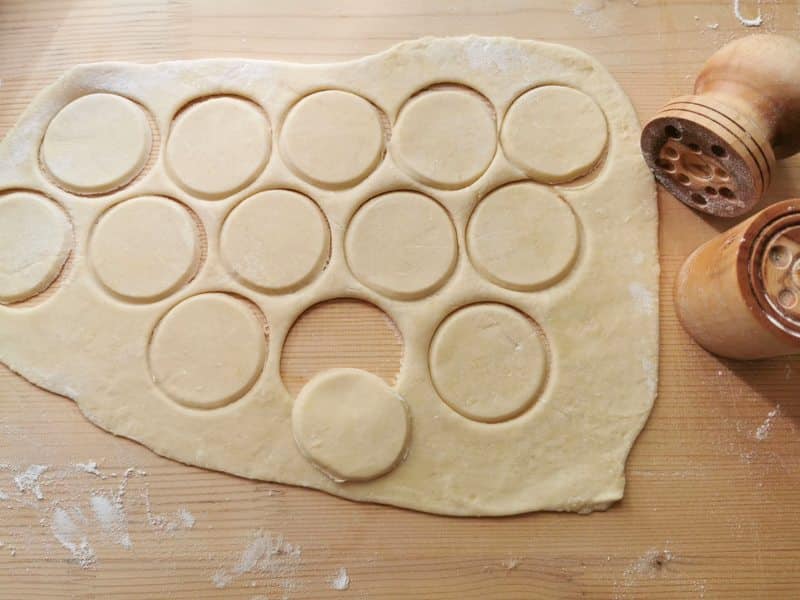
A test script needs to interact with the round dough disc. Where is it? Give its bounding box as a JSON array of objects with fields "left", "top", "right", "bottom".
[
  {"left": 150, "top": 293, "right": 267, "bottom": 409},
  {"left": 430, "top": 304, "right": 548, "bottom": 423},
  {"left": 292, "top": 368, "right": 409, "bottom": 482},
  {"left": 391, "top": 89, "right": 496, "bottom": 189},
  {"left": 280, "top": 90, "right": 385, "bottom": 188},
  {"left": 501, "top": 86, "right": 607, "bottom": 183},
  {"left": 221, "top": 190, "right": 329, "bottom": 293},
  {"left": 41, "top": 93, "right": 152, "bottom": 194},
  {"left": 467, "top": 182, "right": 579, "bottom": 290},
  {"left": 345, "top": 191, "right": 457, "bottom": 299},
  {"left": 90, "top": 197, "right": 200, "bottom": 302},
  {"left": 166, "top": 97, "right": 271, "bottom": 198},
  {"left": 0, "top": 192, "right": 71, "bottom": 304}
]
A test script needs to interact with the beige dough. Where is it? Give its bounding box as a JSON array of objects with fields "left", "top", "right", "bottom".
[
  {"left": 345, "top": 191, "right": 457, "bottom": 299},
  {"left": 430, "top": 303, "right": 548, "bottom": 423},
  {"left": 149, "top": 293, "right": 267, "bottom": 409},
  {"left": 280, "top": 90, "right": 385, "bottom": 188},
  {"left": 501, "top": 85, "right": 608, "bottom": 183},
  {"left": 292, "top": 368, "right": 409, "bottom": 482},
  {"left": 221, "top": 190, "right": 330, "bottom": 293},
  {"left": 0, "top": 37, "right": 658, "bottom": 516},
  {"left": 41, "top": 93, "right": 152, "bottom": 194},
  {"left": 90, "top": 196, "right": 201, "bottom": 302},
  {"left": 0, "top": 191, "right": 71, "bottom": 304},
  {"left": 467, "top": 182, "right": 579, "bottom": 291},
  {"left": 166, "top": 97, "right": 271, "bottom": 199},
  {"left": 391, "top": 88, "right": 497, "bottom": 189}
]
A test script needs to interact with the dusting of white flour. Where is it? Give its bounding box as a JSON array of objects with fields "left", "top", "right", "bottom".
[
  {"left": 330, "top": 567, "right": 350, "bottom": 591},
  {"left": 212, "top": 530, "right": 303, "bottom": 591},
  {"left": 733, "top": 0, "right": 763, "bottom": 27},
  {"left": 755, "top": 404, "right": 780, "bottom": 441},
  {"left": 90, "top": 493, "right": 132, "bottom": 549},
  {"left": 51, "top": 506, "right": 97, "bottom": 568},
  {"left": 14, "top": 464, "right": 49, "bottom": 500}
]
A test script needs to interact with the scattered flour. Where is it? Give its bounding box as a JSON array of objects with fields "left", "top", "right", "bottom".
[
  {"left": 14, "top": 464, "right": 49, "bottom": 500},
  {"left": 755, "top": 405, "right": 780, "bottom": 441},
  {"left": 330, "top": 567, "right": 350, "bottom": 591},
  {"left": 90, "top": 493, "right": 132, "bottom": 549},
  {"left": 51, "top": 506, "right": 96, "bottom": 568},
  {"left": 462, "top": 37, "right": 530, "bottom": 74},
  {"left": 75, "top": 461, "right": 105, "bottom": 478},
  {"left": 614, "top": 546, "right": 674, "bottom": 598},
  {"left": 0, "top": 490, "right": 8, "bottom": 501},
  {"left": 733, "top": 0, "right": 763, "bottom": 27},
  {"left": 143, "top": 487, "right": 196, "bottom": 533},
  {"left": 178, "top": 507, "right": 196, "bottom": 529},
  {"left": 213, "top": 530, "right": 302, "bottom": 590}
]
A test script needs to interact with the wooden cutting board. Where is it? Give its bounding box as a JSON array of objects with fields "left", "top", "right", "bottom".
[{"left": 1, "top": 1, "right": 799, "bottom": 598}]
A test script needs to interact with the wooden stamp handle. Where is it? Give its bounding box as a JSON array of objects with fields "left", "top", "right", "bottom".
[{"left": 641, "top": 34, "right": 800, "bottom": 217}]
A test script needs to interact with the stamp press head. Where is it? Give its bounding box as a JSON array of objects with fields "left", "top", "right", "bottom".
[{"left": 641, "top": 34, "right": 800, "bottom": 217}]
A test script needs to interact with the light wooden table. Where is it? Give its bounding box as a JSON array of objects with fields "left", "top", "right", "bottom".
[{"left": 2, "top": 1, "right": 800, "bottom": 598}]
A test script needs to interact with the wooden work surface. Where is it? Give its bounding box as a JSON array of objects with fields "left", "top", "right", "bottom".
[{"left": 1, "top": 1, "right": 799, "bottom": 598}]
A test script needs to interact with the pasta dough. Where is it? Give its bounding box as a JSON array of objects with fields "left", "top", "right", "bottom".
[{"left": 0, "top": 37, "right": 658, "bottom": 515}]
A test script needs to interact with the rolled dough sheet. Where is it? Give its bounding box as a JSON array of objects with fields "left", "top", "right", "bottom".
[{"left": 0, "top": 36, "right": 658, "bottom": 516}]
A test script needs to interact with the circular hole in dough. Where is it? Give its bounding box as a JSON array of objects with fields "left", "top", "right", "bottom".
[
  {"left": 280, "top": 90, "right": 386, "bottom": 188},
  {"left": 149, "top": 293, "right": 267, "bottom": 409},
  {"left": 500, "top": 85, "right": 608, "bottom": 184},
  {"left": 292, "top": 368, "right": 409, "bottom": 482},
  {"left": 89, "top": 196, "right": 201, "bottom": 302},
  {"left": 281, "top": 299, "right": 403, "bottom": 397},
  {"left": 345, "top": 191, "right": 457, "bottom": 300},
  {"left": 166, "top": 96, "right": 271, "bottom": 199},
  {"left": 467, "top": 182, "right": 579, "bottom": 291},
  {"left": 429, "top": 303, "right": 548, "bottom": 423},
  {"left": 391, "top": 87, "right": 497, "bottom": 189},
  {"left": 0, "top": 191, "right": 71, "bottom": 304},
  {"left": 41, "top": 93, "right": 152, "bottom": 194},
  {"left": 221, "top": 190, "right": 330, "bottom": 293}
]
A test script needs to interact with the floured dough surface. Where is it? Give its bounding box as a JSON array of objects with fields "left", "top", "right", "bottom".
[
  {"left": 0, "top": 37, "right": 658, "bottom": 516},
  {"left": 41, "top": 93, "right": 152, "bottom": 194}
]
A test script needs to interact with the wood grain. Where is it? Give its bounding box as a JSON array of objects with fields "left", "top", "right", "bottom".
[{"left": 2, "top": 1, "right": 800, "bottom": 598}]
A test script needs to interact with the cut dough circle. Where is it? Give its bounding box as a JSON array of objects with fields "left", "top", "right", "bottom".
[
  {"left": 467, "top": 182, "right": 579, "bottom": 291},
  {"left": 0, "top": 192, "right": 71, "bottom": 304},
  {"left": 221, "top": 190, "right": 329, "bottom": 293},
  {"left": 292, "top": 368, "right": 409, "bottom": 482},
  {"left": 345, "top": 191, "right": 457, "bottom": 299},
  {"left": 149, "top": 293, "right": 267, "bottom": 409},
  {"left": 166, "top": 97, "right": 271, "bottom": 199},
  {"left": 501, "top": 86, "right": 607, "bottom": 183},
  {"left": 89, "top": 196, "right": 201, "bottom": 302},
  {"left": 41, "top": 93, "right": 152, "bottom": 194},
  {"left": 430, "top": 304, "right": 548, "bottom": 423},
  {"left": 391, "top": 88, "right": 496, "bottom": 189},
  {"left": 280, "top": 90, "right": 385, "bottom": 188}
]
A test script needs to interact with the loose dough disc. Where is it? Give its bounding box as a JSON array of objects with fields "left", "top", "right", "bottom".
[
  {"left": 41, "top": 93, "right": 152, "bottom": 194},
  {"left": 221, "top": 190, "right": 329, "bottom": 293},
  {"left": 391, "top": 88, "right": 496, "bottom": 189},
  {"left": 0, "top": 192, "right": 71, "bottom": 304},
  {"left": 90, "top": 197, "right": 200, "bottom": 302},
  {"left": 430, "top": 304, "right": 548, "bottom": 423},
  {"left": 467, "top": 182, "right": 579, "bottom": 290},
  {"left": 501, "top": 86, "right": 607, "bottom": 183},
  {"left": 280, "top": 90, "right": 385, "bottom": 188},
  {"left": 345, "top": 191, "right": 457, "bottom": 299},
  {"left": 149, "top": 293, "right": 267, "bottom": 409},
  {"left": 166, "top": 97, "right": 271, "bottom": 198},
  {"left": 292, "top": 368, "right": 409, "bottom": 482}
]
